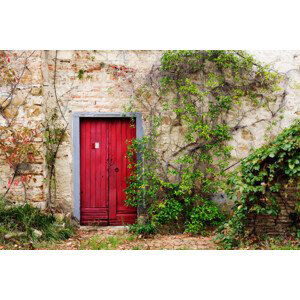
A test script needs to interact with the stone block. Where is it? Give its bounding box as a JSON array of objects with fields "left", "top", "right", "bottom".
[
  {"left": 57, "top": 51, "right": 73, "bottom": 61},
  {"left": 30, "top": 87, "right": 43, "bottom": 96}
]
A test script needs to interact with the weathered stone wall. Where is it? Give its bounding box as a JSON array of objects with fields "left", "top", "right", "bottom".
[
  {"left": 0, "top": 50, "right": 300, "bottom": 215},
  {"left": 230, "top": 50, "right": 300, "bottom": 162},
  {"left": 0, "top": 51, "right": 46, "bottom": 208}
]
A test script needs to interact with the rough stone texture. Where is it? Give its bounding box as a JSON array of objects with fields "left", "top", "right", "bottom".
[
  {"left": 0, "top": 50, "right": 300, "bottom": 217},
  {"left": 229, "top": 50, "right": 300, "bottom": 161},
  {"left": 0, "top": 51, "right": 45, "bottom": 205}
]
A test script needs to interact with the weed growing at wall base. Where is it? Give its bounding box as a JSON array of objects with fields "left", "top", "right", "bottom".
[{"left": 0, "top": 197, "right": 75, "bottom": 248}]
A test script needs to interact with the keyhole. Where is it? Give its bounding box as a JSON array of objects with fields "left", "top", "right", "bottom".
[{"left": 115, "top": 167, "right": 119, "bottom": 172}]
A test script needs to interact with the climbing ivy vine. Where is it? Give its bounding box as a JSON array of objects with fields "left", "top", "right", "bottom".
[{"left": 126, "top": 50, "right": 287, "bottom": 235}]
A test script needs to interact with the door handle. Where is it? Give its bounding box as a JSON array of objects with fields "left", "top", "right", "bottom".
[{"left": 115, "top": 167, "right": 119, "bottom": 172}]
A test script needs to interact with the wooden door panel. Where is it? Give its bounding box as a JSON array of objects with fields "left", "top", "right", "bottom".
[
  {"left": 80, "top": 119, "right": 109, "bottom": 225},
  {"left": 108, "top": 119, "right": 136, "bottom": 225}
]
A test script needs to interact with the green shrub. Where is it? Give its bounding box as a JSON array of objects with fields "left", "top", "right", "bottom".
[
  {"left": 129, "top": 223, "right": 156, "bottom": 236},
  {"left": 129, "top": 222, "right": 157, "bottom": 236},
  {"left": 185, "top": 200, "right": 225, "bottom": 234}
]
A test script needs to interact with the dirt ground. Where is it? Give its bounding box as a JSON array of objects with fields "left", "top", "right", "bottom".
[
  {"left": 36, "top": 226, "right": 217, "bottom": 250},
  {"left": 2, "top": 226, "right": 299, "bottom": 250}
]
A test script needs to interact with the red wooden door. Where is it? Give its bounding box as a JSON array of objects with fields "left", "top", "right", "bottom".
[{"left": 80, "top": 118, "right": 137, "bottom": 225}]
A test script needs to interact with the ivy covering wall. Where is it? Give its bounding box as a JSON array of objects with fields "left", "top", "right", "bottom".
[{"left": 218, "top": 120, "right": 300, "bottom": 248}]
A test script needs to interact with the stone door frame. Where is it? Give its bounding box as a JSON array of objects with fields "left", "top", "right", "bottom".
[{"left": 72, "top": 112, "right": 143, "bottom": 222}]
